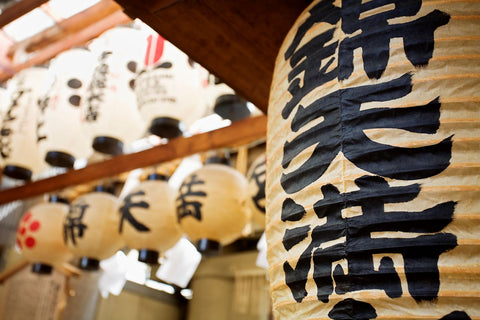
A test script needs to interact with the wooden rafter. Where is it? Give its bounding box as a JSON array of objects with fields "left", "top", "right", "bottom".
[
  {"left": 0, "top": 5, "right": 131, "bottom": 81},
  {"left": 0, "top": 0, "right": 49, "bottom": 29},
  {"left": 0, "top": 115, "right": 267, "bottom": 204},
  {"left": 8, "top": 0, "right": 124, "bottom": 56}
]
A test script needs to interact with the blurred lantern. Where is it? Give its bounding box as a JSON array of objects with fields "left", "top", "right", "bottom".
[
  {"left": 64, "top": 186, "right": 123, "bottom": 270},
  {"left": 37, "top": 47, "right": 96, "bottom": 168},
  {"left": 134, "top": 34, "right": 205, "bottom": 139},
  {"left": 267, "top": 1, "right": 480, "bottom": 319},
  {"left": 245, "top": 153, "right": 266, "bottom": 228},
  {"left": 84, "top": 25, "right": 147, "bottom": 155},
  {"left": 0, "top": 66, "right": 52, "bottom": 181},
  {"left": 119, "top": 173, "right": 183, "bottom": 264},
  {"left": 176, "top": 153, "right": 250, "bottom": 255},
  {"left": 16, "top": 196, "right": 73, "bottom": 274},
  {"left": 206, "top": 74, "right": 250, "bottom": 122}
]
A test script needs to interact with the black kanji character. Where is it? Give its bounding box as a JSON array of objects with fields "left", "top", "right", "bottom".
[
  {"left": 119, "top": 190, "right": 150, "bottom": 233},
  {"left": 250, "top": 160, "right": 266, "bottom": 213},
  {"left": 176, "top": 174, "right": 207, "bottom": 222},
  {"left": 64, "top": 202, "right": 89, "bottom": 245},
  {"left": 283, "top": 175, "right": 457, "bottom": 303}
]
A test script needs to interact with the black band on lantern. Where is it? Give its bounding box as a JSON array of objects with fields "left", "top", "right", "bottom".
[
  {"left": 149, "top": 117, "right": 184, "bottom": 139},
  {"left": 92, "top": 136, "right": 124, "bottom": 156},
  {"left": 147, "top": 173, "right": 169, "bottom": 181},
  {"left": 205, "top": 154, "right": 231, "bottom": 166},
  {"left": 3, "top": 165, "right": 32, "bottom": 181},
  {"left": 79, "top": 257, "right": 100, "bottom": 271},
  {"left": 31, "top": 263, "right": 53, "bottom": 274},
  {"left": 138, "top": 249, "right": 159, "bottom": 264},
  {"left": 214, "top": 94, "right": 250, "bottom": 121},
  {"left": 48, "top": 194, "right": 70, "bottom": 205},
  {"left": 45, "top": 151, "right": 75, "bottom": 169},
  {"left": 93, "top": 184, "right": 116, "bottom": 195},
  {"left": 196, "top": 239, "right": 221, "bottom": 256}
]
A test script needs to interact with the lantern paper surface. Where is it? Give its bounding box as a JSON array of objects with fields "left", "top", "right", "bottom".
[
  {"left": 246, "top": 153, "right": 266, "bottom": 227},
  {"left": 17, "top": 202, "right": 73, "bottom": 267},
  {"left": 135, "top": 34, "right": 205, "bottom": 138},
  {"left": 38, "top": 48, "right": 96, "bottom": 167},
  {"left": 176, "top": 164, "right": 250, "bottom": 245},
  {"left": 84, "top": 26, "right": 146, "bottom": 154},
  {"left": 266, "top": 0, "right": 480, "bottom": 319},
  {"left": 0, "top": 67, "right": 51, "bottom": 179},
  {"left": 120, "top": 179, "right": 183, "bottom": 254},
  {"left": 64, "top": 191, "right": 123, "bottom": 261}
]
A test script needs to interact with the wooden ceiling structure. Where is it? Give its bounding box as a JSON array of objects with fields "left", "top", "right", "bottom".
[{"left": 0, "top": 0, "right": 311, "bottom": 204}]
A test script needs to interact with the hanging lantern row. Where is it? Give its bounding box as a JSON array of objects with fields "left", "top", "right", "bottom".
[
  {"left": 0, "top": 25, "right": 253, "bottom": 182},
  {"left": 16, "top": 150, "right": 265, "bottom": 272}
]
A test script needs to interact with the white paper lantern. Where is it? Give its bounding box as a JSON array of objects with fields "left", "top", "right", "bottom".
[
  {"left": 37, "top": 48, "right": 96, "bottom": 168},
  {"left": 0, "top": 67, "right": 52, "bottom": 180},
  {"left": 64, "top": 188, "right": 123, "bottom": 270},
  {"left": 84, "top": 26, "right": 147, "bottom": 155},
  {"left": 176, "top": 159, "right": 250, "bottom": 254},
  {"left": 135, "top": 34, "right": 205, "bottom": 138},
  {"left": 17, "top": 199, "right": 73, "bottom": 274},
  {"left": 119, "top": 174, "right": 183, "bottom": 264}
]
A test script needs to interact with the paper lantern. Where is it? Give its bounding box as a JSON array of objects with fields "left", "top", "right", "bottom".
[
  {"left": 119, "top": 174, "right": 183, "bottom": 264},
  {"left": 206, "top": 75, "right": 250, "bottom": 122},
  {"left": 0, "top": 67, "right": 51, "bottom": 180},
  {"left": 267, "top": 1, "right": 480, "bottom": 319},
  {"left": 135, "top": 34, "right": 205, "bottom": 139},
  {"left": 84, "top": 25, "right": 146, "bottom": 155},
  {"left": 176, "top": 159, "right": 250, "bottom": 254},
  {"left": 64, "top": 187, "right": 123, "bottom": 270},
  {"left": 246, "top": 153, "right": 266, "bottom": 228},
  {"left": 16, "top": 198, "right": 73, "bottom": 274},
  {"left": 37, "top": 47, "right": 96, "bottom": 168}
]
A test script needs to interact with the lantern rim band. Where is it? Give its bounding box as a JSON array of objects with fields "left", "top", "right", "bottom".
[
  {"left": 205, "top": 156, "right": 231, "bottom": 166},
  {"left": 79, "top": 257, "right": 100, "bottom": 271},
  {"left": 214, "top": 94, "right": 250, "bottom": 121},
  {"left": 196, "top": 239, "right": 221, "bottom": 256},
  {"left": 48, "top": 194, "right": 70, "bottom": 204},
  {"left": 3, "top": 165, "right": 32, "bottom": 181},
  {"left": 92, "top": 136, "right": 124, "bottom": 156},
  {"left": 31, "top": 263, "right": 53, "bottom": 274},
  {"left": 149, "top": 117, "right": 183, "bottom": 140},
  {"left": 138, "top": 249, "right": 160, "bottom": 265},
  {"left": 92, "top": 184, "right": 116, "bottom": 195},
  {"left": 45, "top": 151, "right": 75, "bottom": 169},
  {"left": 147, "top": 173, "right": 169, "bottom": 181}
]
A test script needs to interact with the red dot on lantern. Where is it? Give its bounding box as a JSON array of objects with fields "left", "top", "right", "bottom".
[
  {"left": 25, "top": 237, "right": 36, "bottom": 248},
  {"left": 22, "top": 212, "right": 32, "bottom": 222},
  {"left": 19, "top": 227, "right": 26, "bottom": 235},
  {"left": 30, "top": 221, "right": 40, "bottom": 231},
  {"left": 16, "top": 238, "right": 22, "bottom": 249}
]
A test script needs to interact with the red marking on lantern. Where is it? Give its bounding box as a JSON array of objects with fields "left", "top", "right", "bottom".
[
  {"left": 25, "top": 237, "right": 36, "bottom": 248},
  {"left": 30, "top": 221, "right": 40, "bottom": 231},
  {"left": 23, "top": 212, "right": 32, "bottom": 222},
  {"left": 19, "top": 226, "right": 26, "bottom": 235},
  {"left": 145, "top": 34, "right": 165, "bottom": 67}
]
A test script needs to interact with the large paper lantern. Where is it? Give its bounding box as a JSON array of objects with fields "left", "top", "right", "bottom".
[
  {"left": 135, "top": 34, "right": 205, "bottom": 139},
  {"left": 119, "top": 174, "right": 183, "bottom": 264},
  {"left": 267, "top": 1, "right": 480, "bottom": 319},
  {"left": 246, "top": 153, "right": 266, "bottom": 228},
  {"left": 176, "top": 158, "right": 250, "bottom": 254},
  {"left": 84, "top": 25, "right": 146, "bottom": 155},
  {"left": 37, "top": 47, "right": 96, "bottom": 168},
  {"left": 64, "top": 187, "right": 123, "bottom": 270},
  {"left": 0, "top": 67, "right": 51, "bottom": 180},
  {"left": 16, "top": 198, "right": 73, "bottom": 274}
]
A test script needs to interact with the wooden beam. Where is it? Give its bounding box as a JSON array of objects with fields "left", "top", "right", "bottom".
[
  {"left": 0, "top": 10, "right": 131, "bottom": 81},
  {"left": 114, "top": 0, "right": 310, "bottom": 114},
  {"left": 8, "top": 0, "right": 124, "bottom": 56},
  {"left": 0, "top": 115, "right": 267, "bottom": 205},
  {"left": 0, "top": 0, "right": 48, "bottom": 29}
]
